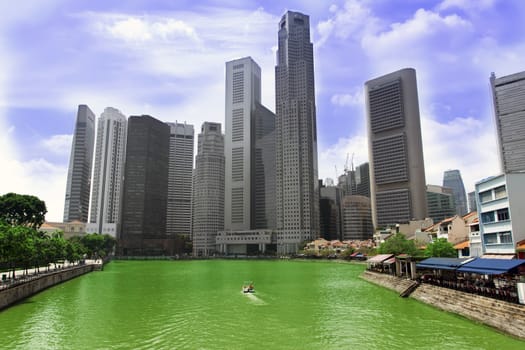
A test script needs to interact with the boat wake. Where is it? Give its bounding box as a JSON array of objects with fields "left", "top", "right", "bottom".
[{"left": 243, "top": 292, "right": 266, "bottom": 305}]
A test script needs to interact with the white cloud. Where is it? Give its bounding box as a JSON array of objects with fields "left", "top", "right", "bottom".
[
  {"left": 330, "top": 89, "right": 364, "bottom": 107},
  {"left": 105, "top": 17, "right": 199, "bottom": 42},
  {"left": 316, "top": 0, "right": 380, "bottom": 46},
  {"left": 436, "top": 0, "right": 496, "bottom": 12},
  {"left": 421, "top": 114, "right": 499, "bottom": 192},
  {"left": 41, "top": 134, "right": 73, "bottom": 156},
  {"left": 318, "top": 135, "right": 369, "bottom": 183}
]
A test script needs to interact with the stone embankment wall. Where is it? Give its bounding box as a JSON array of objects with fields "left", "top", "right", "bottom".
[
  {"left": 361, "top": 271, "right": 525, "bottom": 340},
  {"left": 0, "top": 265, "right": 94, "bottom": 311}
]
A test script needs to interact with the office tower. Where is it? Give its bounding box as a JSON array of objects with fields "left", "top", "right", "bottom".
[
  {"left": 365, "top": 68, "right": 427, "bottom": 228},
  {"left": 320, "top": 183, "right": 343, "bottom": 240},
  {"left": 192, "top": 122, "right": 225, "bottom": 256},
  {"left": 64, "top": 104, "right": 96, "bottom": 223},
  {"left": 426, "top": 185, "right": 456, "bottom": 223},
  {"left": 442, "top": 169, "right": 467, "bottom": 216},
  {"left": 119, "top": 115, "right": 170, "bottom": 256},
  {"left": 87, "top": 107, "right": 127, "bottom": 237},
  {"left": 275, "top": 11, "right": 320, "bottom": 253},
  {"left": 468, "top": 191, "right": 477, "bottom": 213},
  {"left": 490, "top": 71, "right": 525, "bottom": 173},
  {"left": 166, "top": 122, "right": 194, "bottom": 239},
  {"left": 355, "top": 162, "right": 370, "bottom": 198},
  {"left": 341, "top": 195, "right": 373, "bottom": 241},
  {"left": 225, "top": 57, "right": 276, "bottom": 231}
]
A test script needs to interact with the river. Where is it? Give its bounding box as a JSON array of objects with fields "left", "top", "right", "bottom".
[{"left": 0, "top": 260, "right": 523, "bottom": 349}]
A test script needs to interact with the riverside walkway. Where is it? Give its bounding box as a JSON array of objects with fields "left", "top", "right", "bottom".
[{"left": 0, "top": 260, "right": 101, "bottom": 291}]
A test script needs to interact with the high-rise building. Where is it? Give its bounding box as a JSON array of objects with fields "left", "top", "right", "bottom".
[
  {"left": 119, "top": 115, "right": 170, "bottom": 256},
  {"left": 442, "top": 169, "right": 467, "bottom": 216},
  {"left": 365, "top": 68, "right": 427, "bottom": 228},
  {"left": 275, "top": 11, "right": 319, "bottom": 253},
  {"left": 490, "top": 71, "right": 525, "bottom": 173},
  {"left": 64, "top": 104, "right": 96, "bottom": 223},
  {"left": 468, "top": 191, "right": 477, "bottom": 213},
  {"left": 341, "top": 195, "right": 373, "bottom": 241},
  {"left": 166, "top": 122, "right": 194, "bottom": 239},
  {"left": 87, "top": 107, "right": 127, "bottom": 237},
  {"left": 192, "top": 122, "right": 225, "bottom": 256},
  {"left": 426, "top": 185, "right": 456, "bottom": 223},
  {"left": 320, "top": 183, "right": 343, "bottom": 241},
  {"left": 225, "top": 57, "right": 276, "bottom": 232}
]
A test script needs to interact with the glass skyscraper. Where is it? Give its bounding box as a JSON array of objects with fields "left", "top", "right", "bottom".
[{"left": 442, "top": 169, "right": 468, "bottom": 216}]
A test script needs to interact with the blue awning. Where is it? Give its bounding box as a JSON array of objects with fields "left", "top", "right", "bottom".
[
  {"left": 416, "top": 257, "right": 471, "bottom": 271},
  {"left": 457, "top": 258, "right": 525, "bottom": 275}
]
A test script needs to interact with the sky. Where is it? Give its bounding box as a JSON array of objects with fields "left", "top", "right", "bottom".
[{"left": 1, "top": 0, "right": 525, "bottom": 222}]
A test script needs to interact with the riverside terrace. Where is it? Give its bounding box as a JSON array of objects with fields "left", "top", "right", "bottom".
[{"left": 366, "top": 255, "right": 525, "bottom": 304}]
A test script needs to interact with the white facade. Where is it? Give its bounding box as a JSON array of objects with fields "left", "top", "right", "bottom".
[
  {"left": 166, "top": 122, "right": 194, "bottom": 238},
  {"left": 89, "top": 107, "right": 127, "bottom": 236},
  {"left": 476, "top": 173, "right": 525, "bottom": 255},
  {"left": 192, "top": 122, "right": 225, "bottom": 256}
]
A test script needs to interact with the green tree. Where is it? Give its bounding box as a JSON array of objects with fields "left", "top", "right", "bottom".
[
  {"left": 424, "top": 238, "right": 457, "bottom": 258},
  {"left": 378, "top": 233, "right": 418, "bottom": 256},
  {"left": 81, "top": 233, "right": 116, "bottom": 259},
  {"left": 0, "top": 193, "right": 47, "bottom": 229}
]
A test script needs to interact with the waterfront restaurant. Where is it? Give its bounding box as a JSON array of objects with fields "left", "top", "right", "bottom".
[{"left": 416, "top": 257, "right": 525, "bottom": 304}]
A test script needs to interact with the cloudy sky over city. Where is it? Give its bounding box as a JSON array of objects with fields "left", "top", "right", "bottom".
[{"left": 1, "top": 0, "right": 524, "bottom": 221}]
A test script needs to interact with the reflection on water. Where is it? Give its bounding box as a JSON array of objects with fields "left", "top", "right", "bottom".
[{"left": 0, "top": 260, "right": 523, "bottom": 350}]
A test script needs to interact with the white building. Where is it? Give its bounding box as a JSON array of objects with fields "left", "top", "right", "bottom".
[
  {"left": 192, "top": 122, "right": 225, "bottom": 256},
  {"left": 87, "top": 107, "right": 126, "bottom": 237},
  {"left": 166, "top": 122, "right": 194, "bottom": 239},
  {"left": 476, "top": 173, "right": 525, "bottom": 256}
]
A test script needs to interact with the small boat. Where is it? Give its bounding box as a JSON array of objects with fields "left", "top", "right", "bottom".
[{"left": 242, "top": 281, "right": 255, "bottom": 293}]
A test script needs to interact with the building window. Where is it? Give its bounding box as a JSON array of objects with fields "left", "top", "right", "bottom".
[
  {"left": 499, "top": 232, "right": 513, "bottom": 244},
  {"left": 497, "top": 208, "right": 509, "bottom": 221},
  {"left": 481, "top": 211, "right": 495, "bottom": 224},
  {"left": 479, "top": 190, "right": 492, "bottom": 203},
  {"left": 484, "top": 233, "right": 497, "bottom": 244},
  {"left": 494, "top": 185, "right": 507, "bottom": 200}
]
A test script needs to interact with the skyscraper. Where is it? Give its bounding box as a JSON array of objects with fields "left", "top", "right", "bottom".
[
  {"left": 192, "top": 122, "right": 225, "bottom": 256},
  {"left": 426, "top": 184, "right": 456, "bottom": 222},
  {"left": 166, "top": 122, "right": 194, "bottom": 239},
  {"left": 365, "top": 68, "right": 427, "bottom": 228},
  {"left": 63, "top": 104, "right": 95, "bottom": 223},
  {"left": 119, "top": 115, "right": 170, "bottom": 256},
  {"left": 442, "top": 169, "right": 467, "bottom": 216},
  {"left": 275, "top": 11, "right": 319, "bottom": 253},
  {"left": 225, "top": 57, "right": 276, "bottom": 232},
  {"left": 341, "top": 195, "right": 373, "bottom": 241},
  {"left": 490, "top": 71, "right": 525, "bottom": 173},
  {"left": 87, "top": 107, "right": 127, "bottom": 237}
]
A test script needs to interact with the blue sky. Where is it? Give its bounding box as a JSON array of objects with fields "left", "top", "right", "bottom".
[{"left": 1, "top": 0, "right": 524, "bottom": 221}]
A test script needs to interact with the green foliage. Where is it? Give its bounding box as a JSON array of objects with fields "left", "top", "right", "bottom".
[
  {"left": 424, "top": 238, "right": 457, "bottom": 258},
  {"left": 377, "top": 233, "right": 418, "bottom": 256},
  {"left": 0, "top": 192, "right": 47, "bottom": 229},
  {"left": 80, "top": 233, "right": 116, "bottom": 259},
  {"left": 340, "top": 248, "right": 356, "bottom": 259}
]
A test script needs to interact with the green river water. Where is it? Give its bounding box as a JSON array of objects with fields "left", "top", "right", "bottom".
[{"left": 0, "top": 260, "right": 523, "bottom": 349}]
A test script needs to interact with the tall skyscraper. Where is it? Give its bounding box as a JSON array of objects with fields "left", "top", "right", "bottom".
[
  {"left": 442, "top": 169, "right": 467, "bottom": 216},
  {"left": 87, "top": 107, "right": 127, "bottom": 237},
  {"left": 275, "top": 11, "right": 319, "bottom": 253},
  {"left": 341, "top": 195, "right": 373, "bottom": 241},
  {"left": 365, "top": 68, "right": 427, "bottom": 228},
  {"left": 468, "top": 191, "right": 477, "bottom": 213},
  {"left": 490, "top": 71, "right": 525, "bottom": 173},
  {"left": 225, "top": 57, "right": 275, "bottom": 232},
  {"left": 192, "top": 122, "right": 225, "bottom": 256},
  {"left": 166, "top": 122, "right": 194, "bottom": 239},
  {"left": 119, "top": 115, "right": 170, "bottom": 256},
  {"left": 63, "top": 104, "right": 96, "bottom": 223}
]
